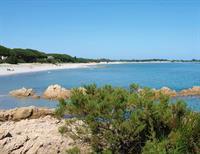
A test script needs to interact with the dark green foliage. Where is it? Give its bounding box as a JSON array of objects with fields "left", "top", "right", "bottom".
[
  {"left": 47, "top": 53, "right": 75, "bottom": 63},
  {"left": 13, "top": 48, "right": 47, "bottom": 63},
  {"left": 55, "top": 99, "right": 68, "bottom": 118},
  {"left": 5, "top": 51, "right": 18, "bottom": 64},
  {"left": 0, "top": 44, "right": 99, "bottom": 64},
  {"left": 57, "top": 84, "right": 200, "bottom": 154},
  {"left": 0, "top": 45, "right": 11, "bottom": 56},
  {"left": 129, "top": 83, "right": 140, "bottom": 93}
]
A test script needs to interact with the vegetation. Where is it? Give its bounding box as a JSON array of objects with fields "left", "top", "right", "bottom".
[
  {"left": 1, "top": 44, "right": 200, "bottom": 64},
  {"left": 66, "top": 147, "right": 81, "bottom": 154},
  {"left": 56, "top": 84, "right": 200, "bottom": 154},
  {"left": 0, "top": 45, "right": 99, "bottom": 64},
  {"left": 0, "top": 45, "right": 11, "bottom": 56}
]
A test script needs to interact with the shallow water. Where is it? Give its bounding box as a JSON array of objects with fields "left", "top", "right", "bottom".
[{"left": 0, "top": 63, "right": 200, "bottom": 110}]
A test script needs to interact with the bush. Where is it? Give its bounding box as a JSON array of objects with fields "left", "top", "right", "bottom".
[
  {"left": 5, "top": 54, "right": 18, "bottom": 64},
  {"left": 56, "top": 84, "right": 200, "bottom": 153},
  {"left": 47, "top": 53, "right": 75, "bottom": 63}
]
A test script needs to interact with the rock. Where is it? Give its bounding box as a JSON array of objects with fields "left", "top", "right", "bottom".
[
  {"left": 0, "top": 131, "right": 12, "bottom": 140},
  {"left": 9, "top": 87, "right": 36, "bottom": 98},
  {"left": 0, "top": 116, "right": 89, "bottom": 154},
  {"left": 43, "top": 84, "right": 71, "bottom": 100},
  {"left": 32, "top": 95, "right": 40, "bottom": 99},
  {"left": 179, "top": 86, "right": 200, "bottom": 96},
  {"left": 31, "top": 108, "right": 54, "bottom": 119},
  {"left": 12, "top": 107, "right": 33, "bottom": 121},
  {"left": 0, "top": 106, "right": 54, "bottom": 122},
  {"left": 155, "top": 87, "right": 177, "bottom": 97},
  {"left": 154, "top": 86, "right": 200, "bottom": 97}
]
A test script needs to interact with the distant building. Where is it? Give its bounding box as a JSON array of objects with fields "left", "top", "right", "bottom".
[{"left": 1, "top": 56, "right": 7, "bottom": 60}]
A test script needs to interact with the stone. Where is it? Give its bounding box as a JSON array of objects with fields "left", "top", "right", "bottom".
[
  {"left": 9, "top": 87, "right": 35, "bottom": 98},
  {"left": 179, "top": 86, "right": 200, "bottom": 96},
  {"left": 0, "top": 106, "right": 54, "bottom": 122},
  {"left": 31, "top": 107, "right": 54, "bottom": 119},
  {"left": 43, "top": 84, "right": 71, "bottom": 100},
  {"left": 32, "top": 95, "right": 40, "bottom": 99},
  {"left": 0, "top": 115, "right": 89, "bottom": 154},
  {"left": 12, "top": 107, "right": 33, "bottom": 121},
  {"left": 154, "top": 87, "right": 177, "bottom": 97},
  {"left": 0, "top": 131, "right": 12, "bottom": 140}
]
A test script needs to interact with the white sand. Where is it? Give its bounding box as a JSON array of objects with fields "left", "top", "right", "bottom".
[
  {"left": 0, "top": 61, "right": 173, "bottom": 76},
  {"left": 0, "top": 63, "right": 100, "bottom": 76}
]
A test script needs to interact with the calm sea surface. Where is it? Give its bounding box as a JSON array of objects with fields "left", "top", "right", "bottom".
[{"left": 0, "top": 63, "right": 200, "bottom": 110}]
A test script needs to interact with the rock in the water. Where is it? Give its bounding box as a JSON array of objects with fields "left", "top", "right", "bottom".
[
  {"left": 0, "top": 116, "right": 89, "bottom": 154},
  {"left": 9, "top": 87, "right": 36, "bottom": 98},
  {"left": 43, "top": 84, "right": 71, "bottom": 100},
  {"left": 155, "top": 87, "right": 177, "bottom": 97},
  {"left": 0, "top": 106, "right": 54, "bottom": 122},
  {"left": 179, "top": 86, "right": 200, "bottom": 96},
  {"left": 154, "top": 86, "right": 200, "bottom": 97}
]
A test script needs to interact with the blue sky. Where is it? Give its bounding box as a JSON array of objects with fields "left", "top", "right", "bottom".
[{"left": 0, "top": 0, "right": 199, "bottom": 59}]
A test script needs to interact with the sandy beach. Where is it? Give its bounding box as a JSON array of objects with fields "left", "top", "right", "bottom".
[
  {"left": 0, "top": 63, "right": 101, "bottom": 76},
  {"left": 0, "top": 61, "right": 174, "bottom": 76}
]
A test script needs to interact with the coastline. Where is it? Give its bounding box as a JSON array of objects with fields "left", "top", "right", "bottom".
[
  {"left": 0, "top": 62, "right": 101, "bottom": 76},
  {"left": 0, "top": 61, "right": 195, "bottom": 76},
  {"left": 0, "top": 61, "right": 165, "bottom": 76}
]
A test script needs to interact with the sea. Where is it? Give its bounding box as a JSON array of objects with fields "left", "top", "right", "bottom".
[{"left": 0, "top": 63, "right": 200, "bottom": 111}]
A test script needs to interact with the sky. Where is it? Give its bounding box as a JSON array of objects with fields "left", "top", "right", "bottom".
[{"left": 0, "top": 0, "right": 200, "bottom": 59}]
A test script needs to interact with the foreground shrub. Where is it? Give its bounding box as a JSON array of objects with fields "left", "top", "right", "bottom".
[
  {"left": 56, "top": 84, "right": 200, "bottom": 154},
  {"left": 66, "top": 147, "right": 80, "bottom": 154}
]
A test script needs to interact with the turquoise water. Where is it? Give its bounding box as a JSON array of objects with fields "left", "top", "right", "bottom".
[{"left": 0, "top": 63, "right": 200, "bottom": 110}]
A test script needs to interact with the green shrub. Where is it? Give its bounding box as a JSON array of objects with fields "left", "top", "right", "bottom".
[
  {"left": 66, "top": 147, "right": 80, "bottom": 154},
  {"left": 55, "top": 99, "right": 68, "bottom": 118},
  {"left": 56, "top": 84, "right": 200, "bottom": 153}
]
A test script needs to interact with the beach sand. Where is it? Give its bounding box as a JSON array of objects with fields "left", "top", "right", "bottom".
[
  {"left": 0, "top": 63, "right": 100, "bottom": 76},
  {"left": 0, "top": 61, "right": 173, "bottom": 76}
]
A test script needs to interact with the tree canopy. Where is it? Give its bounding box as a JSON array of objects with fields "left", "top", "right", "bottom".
[{"left": 0, "top": 45, "right": 99, "bottom": 64}]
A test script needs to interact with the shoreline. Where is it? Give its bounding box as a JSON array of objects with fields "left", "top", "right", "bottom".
[
  {"left": 0, "top": 61, "right": 198, "bottom": 76},
  {"left": 0, "top": 62, "right": 101, "bottom": 76},
  {"left": 0, "top": 61, "right": 164, "bottom": 76}
]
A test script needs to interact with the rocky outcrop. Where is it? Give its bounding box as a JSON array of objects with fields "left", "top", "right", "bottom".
[
  {"left": 9, "top": 85, "right": 200, "bottom": 101},
  {"left": 43, "top": 84, "right": 71, "bottom": 100},
  {"left": 154, "top": 87, "right": 177, "bottom": 97},
  {"left": 9, "top": 87, "right": 39, "bottom": 98},
  {"left": 178, "top": 86, "right": 200, "bottom": 96},
  {"left": 0, "top": 116, "right": 89, "bottom": 154},
  {"left": 0, "top": 106, "right": 54, "bottom": 122},
  {"left": 153, "top": 86, "right": 200, "bottom": 97},
  {"left": 9, "top": 85, "right": 71, "bottom": 100}
]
